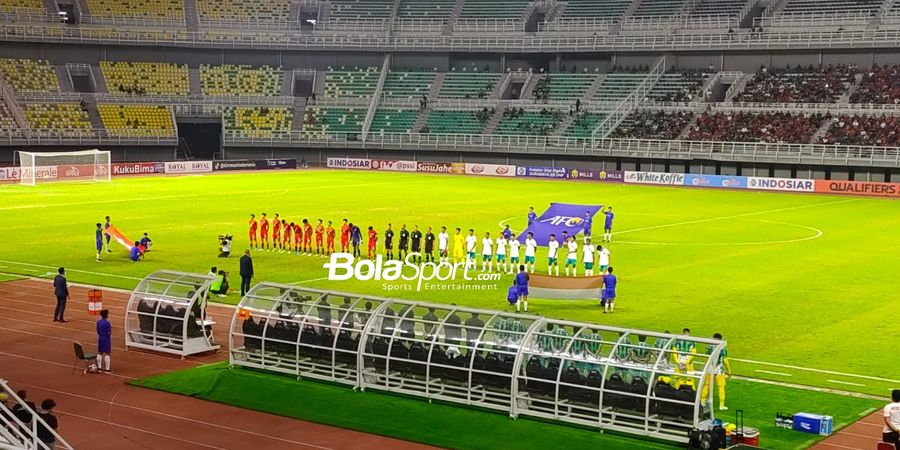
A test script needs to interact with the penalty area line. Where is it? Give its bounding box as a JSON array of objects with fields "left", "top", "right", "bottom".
[
  {"left": 732, "top": 376, "right": 887, "bottom": 401},
  {"left": 733, "top": 358, "right": 900, "bottom": 384}
]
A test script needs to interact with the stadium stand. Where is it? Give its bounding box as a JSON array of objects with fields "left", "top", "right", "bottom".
[
  {"left": 438, "top": 72, "right": 500, "bottom": 99},
  {"left": 24, "top": 103, "right": 91, "bottom": 132},
  {"left": 780, "top": 0, "right": 881, "bottom": 17},
  {"left": 555, "top": 0, "right": 632, "bottom": 20},
  {"left": 328, "top": 0, "right": 393, "bottom": 20},
  {"left": 397, "top": 0, "right": 455, "bottom": 19},
  {"left": 532, "top": 73, "right": 597, "bottom": 101},
  {"left": 224, "top": 106, "right": 292, "bottom": 137},
  {"left": 97, "top": 104, "right": 174, "bottom": 137},
  {"left": 84, "top": 0, "right": 185, "bottom": 20},
  {"left": 323, "top": 68, "right": 380, "bottom": 98},
  {"left": 593, "top": 71, "right": 648, "bottom": 102},
  {"left": 301, "top": 107, "right": 365, "bottom": 138},
  {"left": 422, "top": 109, "right": 488, "bottom": 134},
  {"left": 686, "top": 111, "right": 825, "bottom": 143},
  {"left": 820, "top": 115, "right": 900, "bottom": 146},
  {"left": 100, "top": 61, "right": 189, "bottom": 96},
  {"left": 497, "top": 108, "right": 564, "bottom": 135},
  {"left": 459, "top": 0, "right": 531, "bottom": 19},
  {"left": 0, "top": 59, "right": 60, "bottom": 93},
  {"left": 646, "top": 71, "right": 708, "bottom": 102},
  {"left": 382, "top": 71, "right": 435, "bottom": 99},
  {"left": 196, "top": 0, "right": 292, "bottom": 25},
  {"left": 370, "top": 108, "right": 417, "bottom": 134},
  {"left": 850, "top": 64, "right": 900, "bottom": 104},
  {"left": 632, "top": 0, "right": 687, "bottom": 17},
  {"left": 609, "top": 110, "right": 694, "bottom": 139},
  {"left": 564, "top": 112, "right": 606, "bottom": 139},
  {"left": 200, "top": 64, "right": 283, "bottom": 96},
  {"left": 692, "top": 0, "right": 745, "bottom": 17},
  {"left": 0, "top": 0, "right": 43, "bottom": 11},
  {"left": 734, "top": 65, "right": 856, "bottom": 103},
  {"left": 0, "top": 101, "right": 16, "bottom": 130}
]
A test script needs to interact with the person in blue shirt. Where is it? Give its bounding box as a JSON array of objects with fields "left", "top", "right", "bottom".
[
  {"left": 582, "top": 210, "right": 593, "bottom": 241},
  {"left": 129, "top": 242, "right": 143, "bottom": 262},
  {"left": 349, "top": 223, "right": 363, "bottom": 258},
  {"left": 96, "top": 309, "right": 112, "bottom": 373},
  {"left": 95, "top": 223, "right": 103, "bottom": 262},
  {"left": 139, "top": 233, "right": 152, "bottom": 251},
  {"left": 527, "top": 207, "right": 537, "bottom": 227},
  {"left": 507, "top": 283, "right": 519, "bottom": 307},
  {"left": 502, "top": 225, "right": 512, "bottom": 240},
  {"left": 514, "top": 265, "right": 530, "bottom": 312},
  {"left": 103, "top": 216, "right": 112, "bottom": 253},
  {"left": 601, "top": 266, "right": 617, "bottom": 314},
  {"left": 603, "top": 207, "right": 615, "bottom": 243}
]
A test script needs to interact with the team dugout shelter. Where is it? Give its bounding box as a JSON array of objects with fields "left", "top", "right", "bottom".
[
  {"left": 125, "top": 271, "right": 220, "bottom": 357},
  {"left": 230, "top": 284, "right": 725, "bottom": 443}
]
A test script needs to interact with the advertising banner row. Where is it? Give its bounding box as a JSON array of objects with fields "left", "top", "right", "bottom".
[
  {"left": 325, "top": 157, "right": 517, "bottom": 177},
  {"left": 110, "top": 159, "right": 296, "bottom": 176}
]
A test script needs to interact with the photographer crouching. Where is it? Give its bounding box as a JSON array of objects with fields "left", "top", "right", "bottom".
[{"left": 218, "top": 234, "right": 233, "bottom": 258}]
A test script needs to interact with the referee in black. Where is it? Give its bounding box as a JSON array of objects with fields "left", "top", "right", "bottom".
[
  {"left": 410, "top": 225, "right": 423, "bottom": 263},
  {"left": 384, "top": 223, "right": 395, "bottom": 260},
  {"left": 398, "top": 224, "right": 409, "bottom": 260},
  {"left": 424, "top": 227, "right": 436, "bottom": 262}
]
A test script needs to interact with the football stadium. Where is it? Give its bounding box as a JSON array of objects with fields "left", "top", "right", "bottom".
[{"left": 1, "top": 1, "right": 900, "bottom": 450}]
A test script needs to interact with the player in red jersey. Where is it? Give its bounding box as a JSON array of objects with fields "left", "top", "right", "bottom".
[
  {"left": 290, "top": 222, "right": 300, "bottom": 253},
  {"left": 281, "top": 219, "right": 292, "bottom": 252},
  {"left": 314, "top": 219, "right": 325, "bottom": 255},
  {"left": 340, "top": 219, "right": 350, "bottom": 252},
  {"left": 325, "top": 221, "right": 336, "bottom": 255},
  {"left": 367, "top": 226, "right": 378, "bottom": 259},
  {"left": 248, "top": 214, "right": 258, "bottom": 249},
  {"left": 302, "top": 219, "right": 314, "bottom": 254},
  {"left": 259, "top": 213, "right": 270, "bottom": 250},
  {"left": 272, "top": 213, "right": 282, "bottom": 251}
]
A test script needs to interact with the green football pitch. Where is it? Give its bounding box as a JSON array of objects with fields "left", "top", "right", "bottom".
[{"left": 1, "top": 169, "right": 898, "bottom": 398}]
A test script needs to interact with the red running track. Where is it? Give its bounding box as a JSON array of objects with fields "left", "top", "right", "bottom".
[
  {"left": 811, "top": 410, "right": 888, "bottom": 450},
  {"left": 0, "top": 278, "right": 433, "bottom": 450}
]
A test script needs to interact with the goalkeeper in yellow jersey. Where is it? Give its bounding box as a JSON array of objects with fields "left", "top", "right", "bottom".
[{"left": 701, "top": 333, "right": 732, "bottom": 411}]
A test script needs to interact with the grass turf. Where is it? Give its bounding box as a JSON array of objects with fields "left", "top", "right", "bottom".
[
  {"left": 132, "top": 362, "right": 884, "bottom": 450},
  {"left": 1, "top": 170, "right": 899, "bottom": 395}
]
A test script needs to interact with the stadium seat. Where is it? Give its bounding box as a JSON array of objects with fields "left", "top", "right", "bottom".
[
  {"left": 531, "top": 73, "right": 598, "bottom": 101},
  {"left": 423, "top": 110, "right": 487, "bottom": 134},
  {"left": 0, "top": 102, "right": 17, "bottom": 130},
  {"left": 323, "top": 68, "right": 380, "bottom": 98},
  {"left": 100, "top": 61, "right": 189, "bottom": 96},
  {"left": 97, "top": 104, "right": 175, "bottom": 137},
  {"left": 459, "top": 0, "right": 531, "bottom": 19},
  {"left": 735, "top": 65, "right": 856, "bottom": 103},
  {"left": 609, "top": 110, "right": 694, "bottom": 140},
  {"left": 820, "top": 115, "right": 900, "bottom": 147},
  {"left": 497, "top": 109, "right": 564, "bottom": 136},
  {"left": 593, "top": 71, "right": 648, "bottom": 102},
  {"left": 555, "top": 0, "right": 632, "bottom": 21},
  {"left": 852, "top": 64, "right": 900, "bottom": 104},
  {"left": 438, "top": 72, "right": 500, "bottom": 99},
  {"left": 686, "top": 111, "right": 826, "bottom": 144},
  {"left": 632, "top": 0, "right": 687, "bottom": 17},
  {"left": 382, "top": 71, "right": 435, "bottom": 99},
  {"left": 370, "top": 109, "right": 417, "bottom": 135},
  {"left": 84, "top": 0, "right": 185, "bottom": 20},
  {"left": 196, "top": 0, "right": 292, "bottom": 25},
  {"left": 328, "top": 0, "right": 393, "bottom": 21},
  {"left": 397, "top": 0, "right": 455, "bottom": 19},
  {"left": 302, "top": 107, "right": 365, "bottom": 139},
  {"left": 0, "top": 0, "right": 43, "bottom": 11},
  {"left": 0, "top": 59, "right": 60, "bottom": 93},
  {"left": 692, "top": 0, "right": 745, "bottom": 17},
  {"left": 564, "top": 112, "right": 605, "bottom": 139},
  {"left": 224, "top": 106, "right": 292, "bottom": 138},
  {"left": 24, "top": 103, "right": 92, "bottom": 133},
  {"left": 200, "top": 64, "right": 283, "bottom": 96},
  {"left": 646, "top": 71, "right": 708, "bottom": 102}
]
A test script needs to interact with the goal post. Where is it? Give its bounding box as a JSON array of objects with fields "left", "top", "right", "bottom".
[{"left": 16, "top": 149, "right": 111, "bottom": 185}]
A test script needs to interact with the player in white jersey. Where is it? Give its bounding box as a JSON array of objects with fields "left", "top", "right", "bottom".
[
  {"left": 524, "top": 232, "right": 538, "bottom": 273},
  {"left": 564, "top": 236, "right": 579, "bottom": 277},
  {"left": 495, "top": 234, "right": 508, "bottom": 273},
  {"left": 481, "top": 232, "right": 494, "bottom": 272},
  {"left": 582, "top": 238, "right": 595, "bottom": 276},
  {"left": 465, "top": 229, "right": 478, "bottom": 271},
  {"left": 508, "top": 233, "right": 521, "bottom": 274},
  {"left": 438, "top": 226, "right": 450, "bottom": 262},
  {"left": 597, "top": 245, "right": 611, "bottom": 273},
  {"left": 547, "top": 234, "right": 560, "bottom": 276}
]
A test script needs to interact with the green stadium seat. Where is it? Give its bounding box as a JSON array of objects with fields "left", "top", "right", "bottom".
[{"left": 423, "top": 110, "right": 487, "bottom": 134}]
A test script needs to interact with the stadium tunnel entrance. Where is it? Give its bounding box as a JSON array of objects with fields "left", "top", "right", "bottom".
[{"left": 177, "top": 119, "right": 222, "bottom": 160}]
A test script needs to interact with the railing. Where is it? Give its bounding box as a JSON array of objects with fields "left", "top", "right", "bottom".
[
  {"left": 0, "top": 6, "right": 59, "bottom": 23},
  {"left": 737, "top": 0, "right": 759, "bottom": 23},
  {"left": 713, "top": 101, "right": 900, "bottom": 114},
  {"left": 0, "top": 379, "right": 74, "bottom": 450},
  {"left": 0, "top": 128, "right": 178, "bottom": 145},
  {"left": 591, "top": 56, "right": 667, "bottom": 138},
  {"left": 620, "top": 15, "right": 680, "bottom": 31},
  {"left": 0, "top": 78, "right": 28, "bottom": 130},
  {"left": 724, "top": 73, "right": 751, "bottom": 102},
  {"left": 6, "top": 22, "right": 900, "bottom": 52},
  {"left": 361, "top": 54, "right": 391, "bottom": 141},
  {"left": 393, "top": 18, "right": 447, "bottom": 33},
  {"left": 755, "top": 10, "right": 876, "bottom": 28},
  {"left": 453, "top": 18, "right": 524, "bottom": 33},
  {"left": 315, "top": 18, "right": 389, "bottom": 32},
  {"left": 79, "top": 13, "right": 187, "bottom": 28},
  {"left": 680, "top": 13, "right": 738, "bottom": 29},
  {"left": 199, "top": 18, "right": 301, "bottom": 30},
  {"left": 219, "top": 130, "right": 900, "bottom": 166},
  {"left": 538, "top": 17, "right": 616, "bottom": 32}
]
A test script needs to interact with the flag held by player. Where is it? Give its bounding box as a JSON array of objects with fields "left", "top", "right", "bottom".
[{"left": 518, "top": 203, "right": 603, "bottom": 246}]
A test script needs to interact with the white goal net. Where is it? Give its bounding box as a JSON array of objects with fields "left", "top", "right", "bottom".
[{"left": 16, "top": 149, "right": 111, "bottom": 186}]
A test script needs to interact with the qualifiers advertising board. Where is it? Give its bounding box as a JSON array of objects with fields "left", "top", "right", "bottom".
[
  {"left": 568, "top": 168, "right": 624, "bottom": 182},
  {"left": 416, "top": 161, "right": 453, "bottom": 174},
  {"left": 327, "top": 157, "right": 371, "bottom": 170},
  {"left": 370, "top": 159, "right": 417, "bottom": 172},
  {"left": 624, "top": 171, "right": 685, "bottom": 185},
  {"left": 746, "top": 176, "right": 815, "bottom": 192},
  {"left": 464, "top": 163, "right": 515, "bottom": 177},
  {"left": 516, "top": 166, "right": 568, "bottom": 179},
  {"left": 165, "top": 160, "right": 213, "bottom": 174},
  {"left": 815, "top": 179, "right": 900, "bottom": 197},
  {"left": 683, "top": 174, "right": 747, "bottom": 189}
]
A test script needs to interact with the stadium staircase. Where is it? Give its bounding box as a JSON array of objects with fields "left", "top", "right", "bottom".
[
  {"left": 591, "top": 56, "right": 666, "bottom": 138},
  {"left": 183, "top": 0, "right": 199, "bottom": 30},
  {"left": 676, "top": 112, "right": 698, "bottom": 139},
  {"left": 81, "top": 94, "right": 105, "bottom": 130},
  {"left": 839, "top": 73, "right": 863, "bottom": 103},
  {"left": 479, "top": 107, "right": 505, "bottom": 134},
  {"left": 620, "top": 0, "right": 645, "bottom": 24},
  {"left": 411, "top": 104, "right": 432, "bottom": 132},
  {"left": 552, "top": 111, "right": 580, "bottom": 137},
  {"left": 444, "top": 0, "right": 466, "bottom": 33},
  {"left": 0, "top": 79, "right": 28, "bottom": 130},
  {"left": 583, "top": 73, "right": 608, "bottom": 99},
  {"left": 91, "top": 65, "right": 108, "bottom": 93},
  {"left": 811, "top": 117, "right": 835, "bottom": 143},
  {"left": 723, "top": 73, "right": 753, "bottom": 102},
  {"left": 188, "top": 67, "right": 201, "bottom": 95},
  {"left": 518, "top": 72, "right": 538, "bottom": 100},
  {"left": 55, "top": 65, "right": 74, "bottom": 92},
  {"left": 291, "top": 97, "right": 307, "bottom": 131},
  {"left": 42, "top": 0, "right": 59, "bottom": 13},
  {"left": 360, "top": 55, "right": 391, "bottom": 141},
  {"left": 76, "top": 0, "right": 91, "bottom": 16},
  {"left": 279, "top": 70, "right": 293, "bottom": 96}
]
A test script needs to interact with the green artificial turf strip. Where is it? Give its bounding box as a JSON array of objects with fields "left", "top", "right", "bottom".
[
  {"left": 0, "top": 273, "right": 23, "bottom": 282},
  {"left": 2, "top": 171, "right": 899, "bottom": 395},
  {"left": 132, "top": 362, "right": 883, "bottom": 450}
]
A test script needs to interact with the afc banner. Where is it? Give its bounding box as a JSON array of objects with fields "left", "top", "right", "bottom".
[{"left": 517, "top": 203, "right": 603, "bottom": 246}]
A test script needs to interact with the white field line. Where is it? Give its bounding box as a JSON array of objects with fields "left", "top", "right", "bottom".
[
  {"left": 828, "top": 380, "right": 867, "bottom": 387},
  {"left": 756, "top": 369, "right": 792, "bottom": 377},
  {"left": 733, "top": 358, "right": 900, "bottom": 384},
  {"left": 0, "top": 259, "right": 143, "bottom": 281},
  {"left": 290, "top": 276, "right": 330, "bottom": 285},
  {"left": 614, "top": 219, "right": 823, "bottom": 246},
  {"left": 731, "top": 376, "right": 887, "bottom": 401}
]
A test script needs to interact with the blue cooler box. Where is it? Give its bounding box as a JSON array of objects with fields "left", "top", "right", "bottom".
[{"left": 793, "top": 413, "right": 833, "bottom": 436}]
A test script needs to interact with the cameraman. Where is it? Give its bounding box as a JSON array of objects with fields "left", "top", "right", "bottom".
[
  {"left": 218, "top": 235, "right": 232, "bottom": 258},
  {"left": 210, "top": 270, "right": 229, "bottom": 297}
]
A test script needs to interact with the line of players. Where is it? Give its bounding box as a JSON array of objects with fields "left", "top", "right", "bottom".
[{"left": 247, "top": 212, "right": 613, "bottom": 278}]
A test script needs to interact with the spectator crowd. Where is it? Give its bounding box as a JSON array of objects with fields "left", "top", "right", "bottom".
[
  {"left": 820, "top": 115, "right": 900, "bottom": 147},
  {"left": 610, "top": 111, "right": 695, "bottom": 140},
  {"left": 686, "top": 111, "right": 826, "bottom": 144},
  {"left": 735, "top": 64, "right": 856, "bottom": 103},
  {"left": 850, "top": 64, "right": 900, "bottom": 104}
]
